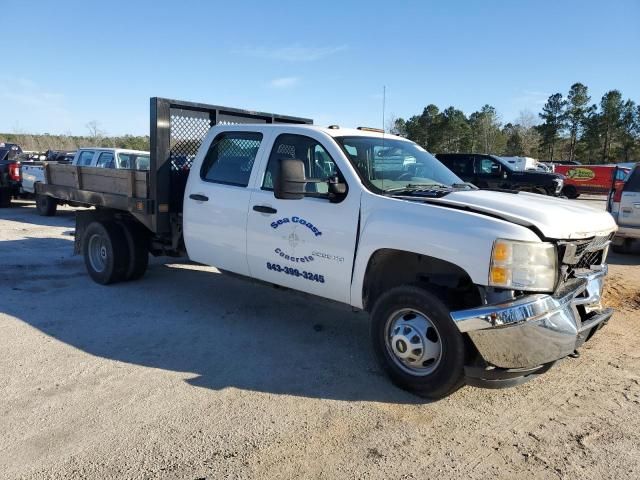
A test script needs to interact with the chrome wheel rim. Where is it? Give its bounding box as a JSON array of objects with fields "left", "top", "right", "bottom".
[
  {"left": 385, "top": 308, "right": 442, "bottom": 376},
  {"left": 88, "top": 233, "right": 108, "bottom": 273}
]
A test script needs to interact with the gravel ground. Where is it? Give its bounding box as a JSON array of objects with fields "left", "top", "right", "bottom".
[{"left": 1, "top": 199, "right": 639, "bottom": 479}]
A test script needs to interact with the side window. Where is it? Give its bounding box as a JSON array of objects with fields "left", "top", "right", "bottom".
[
  {"left": 624, "top": 168, "right": 640, "bottom": 192},
  {"left": 96, "top": 152, "right": 115, "bottom": 168},
  {"left": 262, "top": 134, "right": 340, "bottom": 196},
  {"left": 477, "top": 157, "right": 500, "bottom": 175},
  {"left": 77, "top": 151, "right": 95, "bottom": 166},
  {"left": 200, "top": 132, "right": 262, "bottom": 187}
]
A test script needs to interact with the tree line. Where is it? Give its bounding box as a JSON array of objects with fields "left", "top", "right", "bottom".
[
  {"left": 1, "top": 120, "right": 149, "bottom": 153},
  {"left": 391, "top": 83, "right": 639, "bottom": 164}
]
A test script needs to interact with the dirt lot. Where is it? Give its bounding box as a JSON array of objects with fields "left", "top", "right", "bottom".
[{"left": 1, "top": 199, "right": 639, "bottom": 479}]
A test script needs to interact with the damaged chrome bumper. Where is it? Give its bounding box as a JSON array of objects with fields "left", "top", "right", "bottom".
[{"left": 451, "top": 267, "right": 612, "bottom": 370}]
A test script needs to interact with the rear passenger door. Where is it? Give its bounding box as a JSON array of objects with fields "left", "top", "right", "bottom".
[
  {"left": 619, "top": 167, "right": 640, "bottom": 227},
  {"left": 183, "top": 130, "right": 266, "bottom": 276}
]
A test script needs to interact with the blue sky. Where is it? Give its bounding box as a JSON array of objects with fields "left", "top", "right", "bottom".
[{"left": 1, "top": 0, "right": 639, "bottom": 136}]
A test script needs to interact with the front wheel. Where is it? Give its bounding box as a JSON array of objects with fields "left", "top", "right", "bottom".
[
  {"left": 0, "top": 188, "right": 11, "bottom": 208},
  {"left": 370, "top": 285, "right": 466, "bottom": 399}
]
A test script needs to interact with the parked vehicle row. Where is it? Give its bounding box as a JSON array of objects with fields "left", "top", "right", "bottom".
[
  {"left": 32, "top": 97, "right": 618, "bottom": 399},
  {"left": 19, "top": 148, "right": 149, "bottom": 214}
]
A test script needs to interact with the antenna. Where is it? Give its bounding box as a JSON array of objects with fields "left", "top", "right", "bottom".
[{"left": 381, "top": 85, "right": 386, "bottom": 190}]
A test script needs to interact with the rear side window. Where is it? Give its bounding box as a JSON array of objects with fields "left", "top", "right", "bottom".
[
  {"left": 96, "top": 152, "right": 115, "bottom": 168},
  {"left": 77, "top": 151, "right": 95, "bottom": 166},
  {"left": 200, "top": 132, "right": 262, "bottom": 187},
  {"left": 439, "top": 156, "right": 473, "bottom": 175},
  {"left": 624, "top": 167, "right": 640, "bottom": 192}
]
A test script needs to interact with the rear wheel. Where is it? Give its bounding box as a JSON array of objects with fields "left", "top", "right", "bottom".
[
  {"left": 83, "top": 221, "right": 130, "bottom": 284},
  {"left": 35, "top": 193, "right": 57, "bottom": 216},
  {"left": 370, "top": 285, "right": 466, "bottom": 399},
  {"left": 117, "top": 221, "right": 149, "bottom": 281}
]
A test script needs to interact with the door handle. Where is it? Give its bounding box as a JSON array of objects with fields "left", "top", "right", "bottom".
[
  {"left": 189, "top": 193, "right": 209, "bottom": 202},
  {"left": 253, "top": 205, "right": 277, "bottom": 214}
]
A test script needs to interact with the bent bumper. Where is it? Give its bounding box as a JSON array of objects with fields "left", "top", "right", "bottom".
[{"left": 451, "top": 268, "right": 612, "bottom": 370}]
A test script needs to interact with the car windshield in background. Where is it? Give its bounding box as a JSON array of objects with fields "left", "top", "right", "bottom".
[
  {"left": 118, "top": 153, "right": 150, "bottom": 170},
  {"left": 334, "top": 136, "right": 463, "bottom": 193}
]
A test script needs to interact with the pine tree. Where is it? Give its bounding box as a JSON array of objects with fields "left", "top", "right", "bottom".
[{"left": 537, "top": 93, "right": 567, "bottom": 161}]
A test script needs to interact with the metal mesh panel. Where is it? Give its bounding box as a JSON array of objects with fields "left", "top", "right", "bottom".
[{"left": 169, "top": 110, "right": 212, "bottom": 172}]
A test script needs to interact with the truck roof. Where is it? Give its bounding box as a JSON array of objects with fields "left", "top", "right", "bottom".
[
  {"left": 77, "top": 147, "right": 150, "bottom": 155},
  {"left": 212, "top": 123, "right": 407, "bottom": 141}
]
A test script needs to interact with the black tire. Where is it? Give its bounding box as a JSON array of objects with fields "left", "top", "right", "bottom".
[
  {"left": 370, "top": 285, "right": 466, "bottom": 399},
  {"left": 82, "top": 221, "right": 130, "bottom": 285},
  {"left": 611, "top": 239, "right": 633, "bottom": 254},
  {"left": 562, "top": 185, "right": 579, "bottom": 199},
  {"left": 0, "top": 188, "right": 11, "bottom": 208},
  {"left": 117, "top": 221, "right": 149, "bottom": 281},
  {"left": 35, "top": 193, "right": 57, "bottom": 216}
]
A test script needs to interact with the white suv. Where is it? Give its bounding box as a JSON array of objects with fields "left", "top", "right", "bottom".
[{"left": 609, "top": 164, "right": 640, "bottom": 253}]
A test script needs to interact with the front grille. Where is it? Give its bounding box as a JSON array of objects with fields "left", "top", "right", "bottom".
[
  {"left": 575, "top": 249, "right": 603, "bottom": 269},
  {"left": 561, "top": 234, "right": 612, "bottom": 271}
]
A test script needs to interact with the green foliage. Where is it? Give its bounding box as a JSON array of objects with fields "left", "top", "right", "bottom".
[
  {"left": 396, "top": 83, "right": 639, "bottom": 163},
  {"left": 536, "top": 93, "right": 567, "bottom": 161}
]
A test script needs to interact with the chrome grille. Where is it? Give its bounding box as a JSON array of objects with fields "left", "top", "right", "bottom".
[{"left": 561, "top": 234, "right": 612, "bottom": 269}]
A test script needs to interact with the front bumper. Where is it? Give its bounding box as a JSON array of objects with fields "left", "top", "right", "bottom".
[{"left": 451, "top": 267, "right": 612, "bottom": 370}]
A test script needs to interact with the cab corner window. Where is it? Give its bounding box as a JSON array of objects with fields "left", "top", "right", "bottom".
[
  {"left": 262, "top": 134, "right": 340, "bottom": 196},
  {"left": 200, "top": 132, "right": 263, "bottom": 187}
]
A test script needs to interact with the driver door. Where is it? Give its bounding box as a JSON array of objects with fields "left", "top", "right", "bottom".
[{"left": 246, "top": 132, "right": 360, "bottom": 303}]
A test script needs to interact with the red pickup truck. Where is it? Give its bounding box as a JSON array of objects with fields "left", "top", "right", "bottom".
[{"left": 554, "top": 164, "right": 630, "bottom": 198}]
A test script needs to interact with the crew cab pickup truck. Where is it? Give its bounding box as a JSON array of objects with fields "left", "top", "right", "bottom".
[
  {"left": 436, "top": 153, "right": 564, "bottom": 196},
  {"left": 23, "top": 148, "right": 150, "bottom": 215},
  {"left": 36, "top": 98, "right": 617, "bottom": 399}
]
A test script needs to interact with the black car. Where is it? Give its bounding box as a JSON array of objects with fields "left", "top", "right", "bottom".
[{"left": 436, "top": 153, "right": 564, "bottom": 196}]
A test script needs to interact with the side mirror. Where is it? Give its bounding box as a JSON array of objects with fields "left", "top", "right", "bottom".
[{"left": 274, "top": 158, "right": 307, "bottom": 200}]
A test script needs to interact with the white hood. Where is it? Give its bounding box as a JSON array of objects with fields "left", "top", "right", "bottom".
[{"left": 428, "top": 190, "right": 617, "bottom": 240}]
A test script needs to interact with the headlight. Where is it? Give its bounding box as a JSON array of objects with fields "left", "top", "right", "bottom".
[{"left": 489, "top": 239, "right": 557, "bottom": 292}]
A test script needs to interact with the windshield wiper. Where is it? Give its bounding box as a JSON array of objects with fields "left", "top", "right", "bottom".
[
  {"left": 385, "top": 183, "right": 450, "bottom": 193},
  {"left": 451, "top": 182, "right": 477, "bottom": 190}
]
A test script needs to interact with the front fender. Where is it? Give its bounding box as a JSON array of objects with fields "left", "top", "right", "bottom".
[{"left": 349, "top": 192, "right": 541, "bottom": 309}]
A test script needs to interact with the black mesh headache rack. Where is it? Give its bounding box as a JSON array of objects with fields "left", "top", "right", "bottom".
[{"left": 37, "top": 97, "right": 313, "bottom": 235}]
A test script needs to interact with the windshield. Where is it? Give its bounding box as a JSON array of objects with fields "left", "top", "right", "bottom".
[{"left": 334, "top": 136, "right": 463, "bottom": 192}]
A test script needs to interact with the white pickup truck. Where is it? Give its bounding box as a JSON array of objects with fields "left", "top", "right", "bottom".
[
  {"left": 36, "top": 98, "right": 618, "bottom": 398},
  {"left": 22, "top": 148, "right": 149, "bottom": 215}
]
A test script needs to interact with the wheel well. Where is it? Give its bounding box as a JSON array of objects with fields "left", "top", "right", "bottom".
[{"left": 362, "top": 249, "right": 482, "bottom": 312}]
